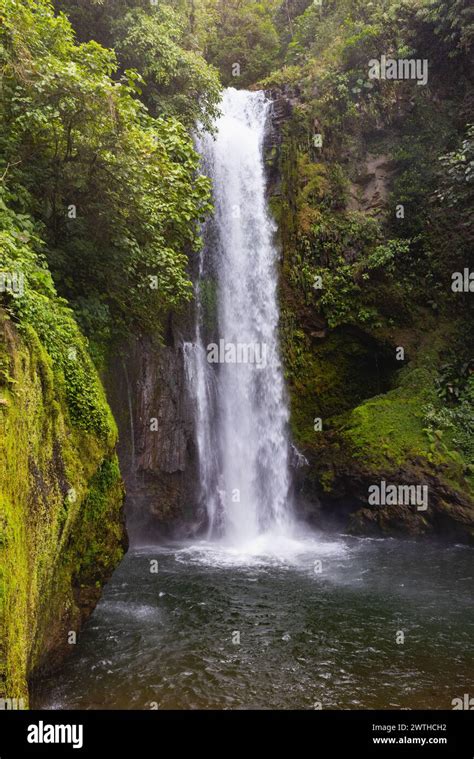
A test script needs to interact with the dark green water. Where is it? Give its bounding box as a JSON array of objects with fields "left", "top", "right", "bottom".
[{"left": 33, "top": 532, "right": 473, "bottom": 710}]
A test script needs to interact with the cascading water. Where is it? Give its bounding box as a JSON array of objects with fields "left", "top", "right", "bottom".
[
  {"left": 32, "top": 64, "right": 472, "bottom": 720},
  {"left": 185, "top": 88, "right": 293, "bottom": 545}
]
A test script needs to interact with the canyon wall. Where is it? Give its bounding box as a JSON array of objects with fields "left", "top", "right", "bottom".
[
  {"left": 265, "top": 88, "right": 474, "bottom": 543},
  {"left": 106, "top": 317, "right": 200, "bottom": 544},
  {"left": 0, "top": 312, "right": 127, "bottom": 705}
]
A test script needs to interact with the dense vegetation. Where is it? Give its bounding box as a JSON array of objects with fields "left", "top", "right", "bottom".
[
  {"left": 0, "top": 0, "right": 217, "bottom": 365},
  {"left": 1, "top": 0, "right": 473, "bottom": 704},
  {"left": 257, "top": 0, "right": 474, "bottom": 529}
]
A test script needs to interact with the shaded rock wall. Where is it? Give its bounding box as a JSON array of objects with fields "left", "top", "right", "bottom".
[{"left": 106, "top": 318, "right": 200, "bottom": 544}]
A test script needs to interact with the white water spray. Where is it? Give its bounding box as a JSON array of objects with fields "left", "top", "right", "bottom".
[{"left": 186, "top": 88, "right": 293, "bottom": 546}]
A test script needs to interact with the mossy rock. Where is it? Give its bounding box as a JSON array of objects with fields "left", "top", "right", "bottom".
[{"left": 0, "top": 311, "right": 127, "bottom": 704}]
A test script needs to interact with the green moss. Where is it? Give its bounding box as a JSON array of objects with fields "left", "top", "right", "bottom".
[
  {"left": 198, "top": 278, "right": 218, "bottom": 332},
  {"left": 344, "top": 368, "right": 436, "bottom": 468},
  {"left": 289, "top": 334, "right": 472, "bottom": 501},
  {"left": 71, "top": 455, "right": 125, "bottom": 582},
  {"left": 0, "top": 312, "right": 126, "bottom": 705},
  {"left": 342, "top": 363, "right": 471, "bottom": 492},
  {"left": 273, "top": 82, "right": 473, "bottom": 520},
  {"left": 281, "top": 314, "right": 396, "bottom": 449}
]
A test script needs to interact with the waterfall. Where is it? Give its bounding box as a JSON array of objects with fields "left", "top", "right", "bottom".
[{"left": 186, "top": 88, "right": 292, "bottom": 545}]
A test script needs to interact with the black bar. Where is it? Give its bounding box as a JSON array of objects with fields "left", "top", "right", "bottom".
[{"left": 0, "top": 710, "right": 472, "bottom": 757}]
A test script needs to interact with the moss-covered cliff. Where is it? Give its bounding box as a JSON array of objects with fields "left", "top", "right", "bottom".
[
  {"left": 262, "top": 1, "right": 474, "bottom": 542},
  {"left": 274, "top": 156, "right": 474, "bottom": 539},
  {"left": 0, "top": 309, "right": 127, "bottom": 705}
]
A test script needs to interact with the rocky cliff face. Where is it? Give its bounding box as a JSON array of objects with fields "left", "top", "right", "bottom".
[
  {"left": 265, "top": 88, "right": 474, "bottom": 544},
  {"left": 98, "top": 87, "right": 473, "bottom": 549},
  {"left": 106, "top": 318, "right": 200, "bottom": 544},
  {"left": 0, "top": 312, "right": 127, "bottom": 705}
]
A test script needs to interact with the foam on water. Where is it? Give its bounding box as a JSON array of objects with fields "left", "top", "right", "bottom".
[{"left": 173, "top": 530, "right": 348, "bottom": 570}]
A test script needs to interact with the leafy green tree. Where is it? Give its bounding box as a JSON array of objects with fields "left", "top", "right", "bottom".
[
  {"left": 436, "top": 125, "right": 474, "bottom": 245},
  {"left": 112, "top": 5, "right": 221, "bottom": 130},
  {"left": 206, "top": 0, "right": 280, "bottom": 86},
  {"left": 419, "top": 0, "right": 474, "bottom": 57},
  {"left": 0, "top": 0, "right": 213, "bottom": 342},
  {"left": 54, "top": 0, "right": 222, "bottom": 129}
]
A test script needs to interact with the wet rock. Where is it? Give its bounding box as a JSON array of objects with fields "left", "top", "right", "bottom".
[{"left": 106, "top": 319, "right": 199, "bottom": 543}]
